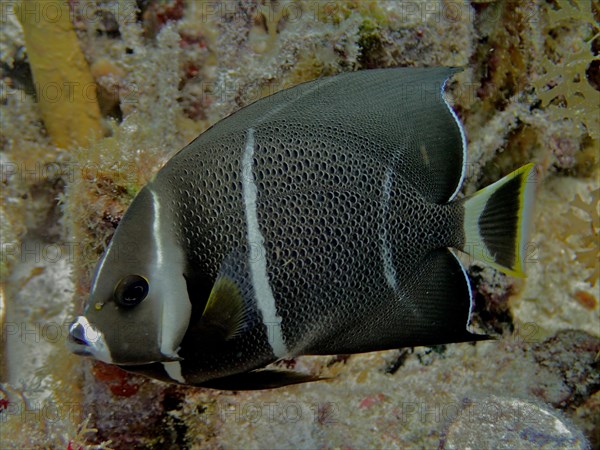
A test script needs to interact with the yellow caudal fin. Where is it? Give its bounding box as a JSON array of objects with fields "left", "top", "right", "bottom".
[{"left": 462, "top": 164, "right": 537, "bottom": 277}]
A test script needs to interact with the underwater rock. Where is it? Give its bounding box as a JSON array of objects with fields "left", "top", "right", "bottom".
[
  {"left": 441, "top": 395, "right": 590, "bottom": 450},
  {"left": 458, "top": 330, "right": 600, "bottom": 450},
  {"left": 529, "top": 330, "right": 600, "bottom": 411}
]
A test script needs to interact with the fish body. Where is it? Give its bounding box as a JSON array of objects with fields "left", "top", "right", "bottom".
[{"left": 69, "top": 67, "right": 536, "bottom": 389}]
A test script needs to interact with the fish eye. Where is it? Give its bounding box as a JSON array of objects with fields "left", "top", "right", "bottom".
[{"left": 114, "top": 275, "right": 149, "bottom": 307}]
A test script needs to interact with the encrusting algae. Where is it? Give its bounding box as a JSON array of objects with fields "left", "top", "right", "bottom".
[{"left": 0, "top": 0, "right": 598, "bottom": 448}]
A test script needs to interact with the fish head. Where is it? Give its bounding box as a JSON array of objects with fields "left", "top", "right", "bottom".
[{"left": 68, "top": 184, "right": 191, "bottom": 365}]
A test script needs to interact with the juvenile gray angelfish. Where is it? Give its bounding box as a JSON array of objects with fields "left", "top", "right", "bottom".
[{"left": 69, "top": 67, "right": 536, "bottom": 389}]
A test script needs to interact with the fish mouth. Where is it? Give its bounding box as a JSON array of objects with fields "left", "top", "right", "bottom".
[
  {"left": 67, "top": 319, "right": 92, "bottom": 356},
  {"left": 67, "top": 316, "right": 113, "bottom": 363}
]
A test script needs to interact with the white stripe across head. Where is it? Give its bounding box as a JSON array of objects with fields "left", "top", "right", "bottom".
[{"left": 149, "top": 187, "right": 192, "bottom": 364}]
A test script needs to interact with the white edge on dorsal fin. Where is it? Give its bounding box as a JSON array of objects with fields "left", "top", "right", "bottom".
[{"left": 441, "top": 74, "right": 468, "bottom": 202}]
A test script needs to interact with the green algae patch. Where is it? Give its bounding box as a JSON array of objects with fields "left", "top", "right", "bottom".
[{"left": 357, "top": 18, "right": 385, "bottom": 68}]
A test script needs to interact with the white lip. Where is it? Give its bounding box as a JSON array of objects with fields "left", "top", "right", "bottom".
[{"left": 69, "top": 316, "right": 113, "bottom": 363}]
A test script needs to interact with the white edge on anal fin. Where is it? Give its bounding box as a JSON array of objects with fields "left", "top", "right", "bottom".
[
  {"left": 442, "top": 75, "right": 468, "bottom": 202},
  {"left": 448, "top": 250, "right": 474, "bottom": 332}
]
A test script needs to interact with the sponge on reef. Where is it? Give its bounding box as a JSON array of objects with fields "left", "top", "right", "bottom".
[{"left": 15, "top": 0, "right": 103, "bottom": 148}]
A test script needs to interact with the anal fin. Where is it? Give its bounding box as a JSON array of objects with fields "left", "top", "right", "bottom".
[
  {"left": 398, "top": 248, "right": 489, "bottom": 347},
  {"left": 306, "top": 248, "right": 488, "bottom": 355},
  {"left": 198, "top": 369, "right": 328, "bottom": 390}
]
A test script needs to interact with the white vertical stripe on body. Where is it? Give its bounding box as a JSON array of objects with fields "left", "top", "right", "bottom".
[
  {"left": 242, "top": 128, "right": 288, "bottom": 358},
  {"left": 380, "top": 168, "right": 398, "bottom": 291}
]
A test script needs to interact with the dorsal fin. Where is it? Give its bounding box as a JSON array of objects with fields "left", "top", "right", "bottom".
[{"left": 172, "top": 67, "right": 466, "bottom": 204}]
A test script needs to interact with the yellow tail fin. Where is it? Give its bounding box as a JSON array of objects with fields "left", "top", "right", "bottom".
[{"left": 462, "top": 164, "right": 536, "bottom": 277}]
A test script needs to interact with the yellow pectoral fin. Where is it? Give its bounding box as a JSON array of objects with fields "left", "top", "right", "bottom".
[{"left": 198, "top": 276, "right": 248, "bottom": 341}]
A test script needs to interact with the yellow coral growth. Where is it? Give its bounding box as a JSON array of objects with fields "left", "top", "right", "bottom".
[{"left": 15, "top": 0, "right": 103, "bottom": 148}]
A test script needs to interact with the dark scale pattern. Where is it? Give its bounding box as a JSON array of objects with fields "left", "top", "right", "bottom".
[
  {"left": 245, "top": 120, "right": 387, "bottom": 352},
  {"left": 254, "top": 120, "right": 464, "bottom": 355},
  {"left": 143, "top": 67, "right": 471, "bottom": 381},
  {"left": 387, "top": 177, "right": 465, "bottom": 270}
]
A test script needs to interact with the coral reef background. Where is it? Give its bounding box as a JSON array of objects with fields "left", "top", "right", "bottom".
[{"left": 0, "top": 0, "right": 598, "bottom": 448}]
